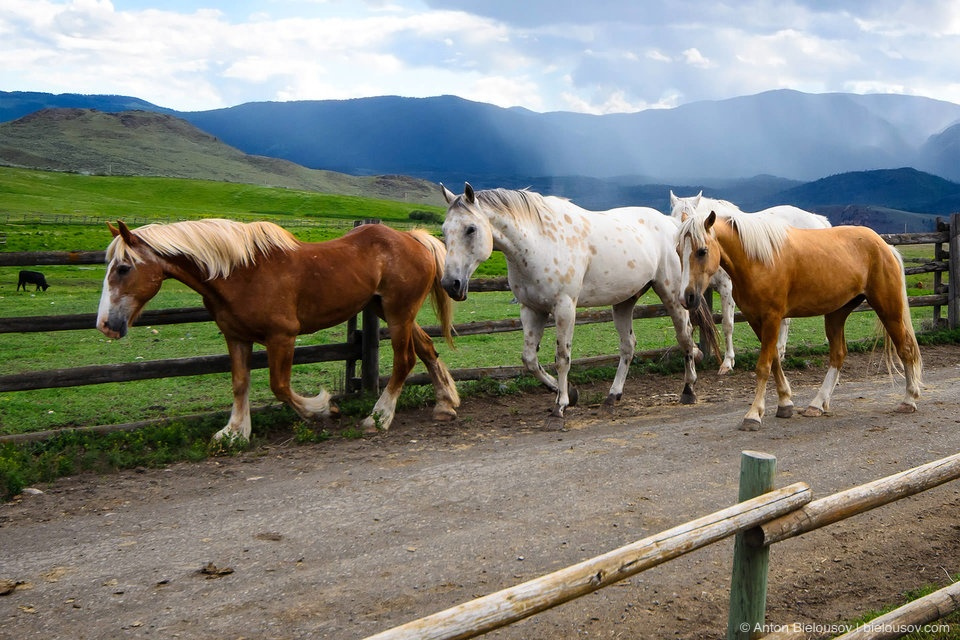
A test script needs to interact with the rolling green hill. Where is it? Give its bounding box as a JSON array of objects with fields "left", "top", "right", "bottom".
[{"left": 0, "top": 108, "right": 445, "bottom": 207}]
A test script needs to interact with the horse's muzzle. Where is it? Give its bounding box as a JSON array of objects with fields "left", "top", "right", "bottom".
[
  {"left": 98, "top": 316, "right": 128, "bottom": 339},
  {"left": 681, "top": 290, "right": 703, "bottom": 311},
  {"left": 441, "top": 276, "right": 469, "bottom": 301}
]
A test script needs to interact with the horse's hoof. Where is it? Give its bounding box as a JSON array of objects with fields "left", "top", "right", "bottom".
[
  {"left": 776, "top": 405, "right": 794, "bottom": 419},
  {"left": 680, "top": 384, "right": 696, "bottom": 405},
  {"left": 739, "top": 418, "right": 762, "bottom": 431},
  {"left": 895, "top": 402, "right": 917, "bottom": 414},
  {"left": 717, "top": 365, "right": 732, "bottom": 375},
  {"left": 802, "top": 406, "right": 823, "bottom": 417},
  {"left": 544, "top": 414, "right": 567, "bottom": 432},
  {"left": 328, "top": 401, "right": 341, "bottom": 419},
  {"left": 600, "top": 394, "right": 618, "bottom": 415},
  {"left": 568, "top": 387, "right": 579, "bottom": 407},
  {"left": 432, "top": 407, "right": 458, "bottom": 422}
]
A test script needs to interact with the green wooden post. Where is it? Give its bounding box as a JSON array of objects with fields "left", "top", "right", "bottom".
[{"left": 727, "top": 450, "right": 776, "bottom": 640}]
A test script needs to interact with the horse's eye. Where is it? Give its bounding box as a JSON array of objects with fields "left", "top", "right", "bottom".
[
  {"left": 115, "top": 264, "right": 132, "bottom": 276},
  {"left": 465, "top": 225, "right": 477, "bottom": 236},
  {"left": 696, "top": 247, "right": 708, "bottom": 258}
]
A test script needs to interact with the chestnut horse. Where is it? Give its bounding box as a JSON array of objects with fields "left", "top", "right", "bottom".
[
  {"left": 677, "top": 211, "right": 922, "bottom": 431},
  {"left": 97, "top": 219, "right": 459, "bottom": 439}
]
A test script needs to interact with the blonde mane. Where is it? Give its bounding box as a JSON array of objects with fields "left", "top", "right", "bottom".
[
  {"left": 680, "top": 211, "right": 790, "bottom": 265},
  {"left": 107, "top": 218, "right": 301, "bottom": 279},
  {"left": 467, "top": 188, "right": 551, "bottom": 229}
]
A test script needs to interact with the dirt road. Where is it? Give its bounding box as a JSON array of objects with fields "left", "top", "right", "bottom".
[{"left": 2, "top": 346, "right": 959, "bottom": 639}]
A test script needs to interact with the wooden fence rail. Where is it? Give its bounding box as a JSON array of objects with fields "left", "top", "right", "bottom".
[
  {"left": 1, "top": 218, "right": 957, "bottom": 398},
  {"left": 360, "top": 450, "right": 960, "bottom": 640}
]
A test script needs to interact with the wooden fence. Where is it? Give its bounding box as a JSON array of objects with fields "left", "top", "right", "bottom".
[
  {"left": 1, "top": 216, "right": 958, "bottom": 397},
  {"left": 1, "top": 215, "right": 957, "bottom": 405},
  {"left": 360, "top": 449, "right": 960, "bottom": 640}
]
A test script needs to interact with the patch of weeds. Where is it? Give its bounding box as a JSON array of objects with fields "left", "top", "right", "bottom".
[
  {"left": 292, "top": 422, "right": 331, "bottom": 444},
  {"left": 846, "top": 573, "right": 960, "bottom": 639}
]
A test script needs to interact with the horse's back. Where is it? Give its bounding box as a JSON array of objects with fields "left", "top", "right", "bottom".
[{"left": 760, "top": 205, "right": 831, "bottom": 229}]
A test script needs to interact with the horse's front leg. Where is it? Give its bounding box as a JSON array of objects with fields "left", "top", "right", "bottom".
[
  {"left": 776, "top": 318, "right": 792, "bottom": 361},
  {"left": 604, "top": 298, "right": 637, "bottom": 410},
  {"left": 714, "top": 272, "right": 737, "bottom": 374},
  {"left": 655, "top": 281, "right": 699, "bottom": 404},
  {"left": 742, "top": 319, "right": 783, "bottom": 430},
  {"left": 266, "top": 335, "right": 338, "bottom": 423},
  {"left": 520, "top": 306, "right": 562, "bottom": 394},
  {"left": 213, "top": 339, "right": 253, "bottom": 442},
  {"left": 550, "top": 297, "right": 578, "bottom": 418}
]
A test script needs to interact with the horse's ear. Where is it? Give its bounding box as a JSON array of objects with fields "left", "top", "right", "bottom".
[
  {"left": 669, "top": 190, "right": 678, "bottom": 207},
  {"left": 441, "top": 183, "right": 457, "bottom": 204},
  {"left": 116, "top": 220, "right": 139, "bottom": 245},
  {"left": 107, "top": 221, "right": 120, "bottom": 238},
  {"left": 694, "top": 191, "right": 702, "bottom": 208},
  {"left": 464, "top": 182, "right": 476, "bottom": 204},
  {"left": 705, "top": 210, "right": 717, "bottom": 231}
]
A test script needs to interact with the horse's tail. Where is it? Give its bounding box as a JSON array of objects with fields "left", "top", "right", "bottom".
[
  {"left": 881, "top": 245, "right": 923, "bottom": 386},
  {"left": 409, "top": 229, "right": 456, "bottom": 349},
  {"left": 690, "top": 294, "right": 722, "bottom": 363}
]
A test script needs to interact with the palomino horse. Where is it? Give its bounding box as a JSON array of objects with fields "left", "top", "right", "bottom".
[
  {"left": 97, "top": 219, "right": 459, "bottom": 439},
  {"left": 441, "top": 183, "right": 719, "bottom": 419},
  {"left": 669, "top": 191, "right": 831, "bottom": 374},
  {"left": 676, "top": 211, "right": 922, "bottom": 431}
]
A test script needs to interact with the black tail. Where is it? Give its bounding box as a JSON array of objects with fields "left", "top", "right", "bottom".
[{"left": 690, "top": 296, "right": 722, "bottom": 363}]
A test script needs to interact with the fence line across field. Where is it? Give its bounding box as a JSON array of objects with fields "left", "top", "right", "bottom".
[{"left": 0, "top": 217, "right": 956, "bottom": 399}]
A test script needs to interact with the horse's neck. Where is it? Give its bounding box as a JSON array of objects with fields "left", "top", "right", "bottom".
[
  {"left": 487, "top": 207, "right": 565, "bottom": 257},
  {"left": 712, "top": 220, "right": 755, "bottom": 283},
  {"left": 161, "top": 254, "right": 225, "bottom": 298}
]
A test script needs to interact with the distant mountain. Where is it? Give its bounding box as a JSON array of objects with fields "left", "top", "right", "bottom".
[
  {"left": 2, "top": 89, "right": 960, "bottom": 184},
  {"left": 777, "top": 167, "right": 960, "bottom": 213},
  {"left": 0, "top": 108, "right": 444, "bottom": 205}
]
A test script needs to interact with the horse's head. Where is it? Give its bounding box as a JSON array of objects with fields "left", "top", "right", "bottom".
[
  {"left": 668, "top": 190, "right": 703, "bottom": 220},
  {"left": 439, "top": 182, "right": 494, "bottom": 301},
  {"left": 676, "top": 211, "right": 722, "bottom": 311},
  {"left": 96, "top": 221, "right": 165, "bottom": 339}
]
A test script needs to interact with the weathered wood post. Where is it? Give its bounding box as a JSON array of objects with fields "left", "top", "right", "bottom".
[
  {"left": 727, "top": 450, "right": 777, "bottom": 640},
  {"left": 360, "top": 305, "right": 380, "bottom": 394},
  {"left": 949, "top": 212, "right": 959, "bottom": 330}
]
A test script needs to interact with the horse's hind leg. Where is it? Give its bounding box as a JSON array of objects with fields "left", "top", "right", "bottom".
[
  {"left": 362, "top": 319, "right": 418, "bottom": 433},
  {"left": 604, "top": 298, "right": 637, "bottom": 411},
  {"left": 804, "top": 306, "right": 853, "bottom": 417},
  {"left": 412, "top": 323, "right": 460, "bottom": 421},
  {"left": 871, "top": 291, "right": 923, "bottom": 412},
  {"left": 214, "top": 339, "right": 255, "bottom": 442},
  {"left": 654, "top": 280, "right": 699, "bottom": 404}
]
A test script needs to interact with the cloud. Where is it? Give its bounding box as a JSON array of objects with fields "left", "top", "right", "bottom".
[{"left": 0, "top": 0, "right": 958, "bottom": 114}]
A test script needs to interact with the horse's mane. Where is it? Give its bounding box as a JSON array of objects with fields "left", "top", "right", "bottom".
[
  {"left": 107, "top": 218, "right": 301, "bottom": 279},
  {"left": 680, "top": 211, "right": 790, "bottom": 265},
  {"left": 465, "top": 188, "right": 550, "bottom": 229}
]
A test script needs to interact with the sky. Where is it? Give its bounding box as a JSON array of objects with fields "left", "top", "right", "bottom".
[{"left": 2, "top": 0, "right": 960, "bottom": 115}]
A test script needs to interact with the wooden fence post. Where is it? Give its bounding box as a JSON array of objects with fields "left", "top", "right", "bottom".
[
  {"left": 728, "top": 451, "right": 777, "bottom": 640},
  {"left": 360, "top": 305, "right": 380, "bottom": 394},
  {"left": 949, "top": 212, "right": 959, "bottom": 330}
]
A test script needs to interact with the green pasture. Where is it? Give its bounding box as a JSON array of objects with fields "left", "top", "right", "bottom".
[{"left": 0, "top": 167, "right": 956, "bottom": 499}]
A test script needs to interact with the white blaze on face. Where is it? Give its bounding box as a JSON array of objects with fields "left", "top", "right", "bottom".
[
  {"left": 678, "top": 234, "right": 695, "bottom": 296},
  {"left": 96, "top": 266, "right": 115, "bottom": 334}
]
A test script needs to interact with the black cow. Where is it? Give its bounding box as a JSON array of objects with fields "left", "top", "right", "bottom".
[{"left": 17, "top": 270, "right": 50, "bottom": 292}]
